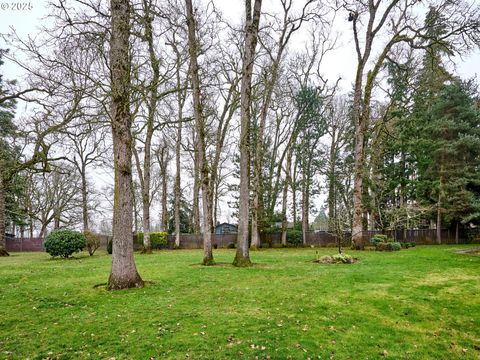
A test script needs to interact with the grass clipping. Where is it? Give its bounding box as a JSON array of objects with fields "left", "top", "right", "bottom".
[{"left": 314, "top": 252, "right": 358, "bottom": 264}]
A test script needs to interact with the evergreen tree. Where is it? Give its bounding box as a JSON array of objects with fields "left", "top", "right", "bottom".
[
  {"left": 0, "top": 49, "right": 21, "bottom": 255},
  {"left": 408, "top": 7, "right": 457, "bottom": 243},
  {"left": 428, "top": 80, "right": 480, "bottom": 241}
]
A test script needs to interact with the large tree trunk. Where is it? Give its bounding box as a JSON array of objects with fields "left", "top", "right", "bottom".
[
  {"left": 191, "top": 148, "right": 201, "bottom": 234},
  {"left": 39, "top": 223, "right": 47, "bottom": 239},
  {"left": 250, "top": 189, "right": 261, "bottom": 249},
  {"left": 250, "top": 10, "right": 294, "bottom": 249},
  {"left": 81, "top": 167, "right": 89, "bottom": 231},
  {"left": 327, "top": 130, "right": 337, "bottom": 232},
  {"left": 455, "top": 221, "right": 459, "bottom": 244},
  {"left": 29, "top": 217, "right": 33, "bottom": 239},
  {"left": 139, "top": 2, "right": 160, "bottom": 254},
  {"left": 173, "top": 53, "right": 184, "bottom": 248},
  {"left": 185, "top": 0, "right": 214, "bottom": 265},
  {"left": 350, "top": 3, "right": 401, "bottom": 249},
  {"left": 159, "top": 148, "right": 169, "bottom": 233},
  {"left": 281, "top": 147, "right": 293, "bottom": 246},
  {"left": 174, "top": 123, "right": 182, "bottom": 247},
  {"left": 141, "top": 182, "right": 151, "bottom": 253},
  {"left": 436, "top": 197, "right": 442, "bottom": 245},
  {"left": 140, "top": 144, "right": 151, "bottom": 252},
  {"left": 280, "top": 183, "right": 288, "bottom": 247},
  {"left": 436, "top": 157, "right": 445, "bottom": 245},
  {"left": 108, "top": 0, "right": 143, "bottom": 290},
  {"left": 54, "top": 215, "right": 60, "bottom": 230},
  {"left": 291, "top": 159, "right": 298, "bottom": 224},
  {"left": 0, "top": 175, "right": 9, "bottom": 256},
  {"left": 301, "top": 177, "right": 309, "bottom": 246},
  {"left": 132, "top": 186, "right": 139, "bottom": 234},
  {"left": 214, "top": 177, "right": 220, "bottom": 228},
  {"left": 436, "top": 153, "right": 446, "bottom": 245},
  {"left": 160, "top": 172, "right": 168, "bottom": 233},
  {"left": 234, "top": 0, "right": 262, "bottom": 267},
  {"left": 351, "top": 68, "right": 366, "bottom": 250}
]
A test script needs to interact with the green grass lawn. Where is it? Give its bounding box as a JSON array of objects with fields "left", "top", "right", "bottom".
[{"left": 0, "top": 246, "right": 479, "bottom": 359}]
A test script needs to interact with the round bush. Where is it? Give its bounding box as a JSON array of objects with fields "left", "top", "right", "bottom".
[
  {"left": 137, "top": 232, "right": 168, "bottom": 249},
  {"left": 44, "top": 229, "right": 86, "bottom": 258},
  {"left": 370, "top": 234, "right": 388, "bottom": 246},
  {"left": 376, "top": 241, "right": 402, "bottom": 251},
  {"left": 286, "top": 229, "right": 303, "bottom": 247}
]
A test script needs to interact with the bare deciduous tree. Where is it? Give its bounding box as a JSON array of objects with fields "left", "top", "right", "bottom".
[
  {"left": 108, "top": 0, "right": 144, "bottom": 290},
  {"left": 234, "top": 0, "right": 263, "bottom": 267}
]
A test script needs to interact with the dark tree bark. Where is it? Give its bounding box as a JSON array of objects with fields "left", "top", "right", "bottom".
[
  {"left": 436, "top": 153, "right": 445, "bottom": 244},
  {"left": 190, "top": 148, "right": 201, "bottom": 234},
  {"left": 81, "top": 167, "right": 89, "bottom": 231},
  {"left": 156, "top": 144, "right": 169, "bottom": 233},
  {"left": 174, "top": 120, "right": 182, "bottom": 247},
  {"left": 0, "top": 175, "right": 8, "bottom": 256},
  {"left": 185, "top": 0, "right": 214, "bottom": 265},
  {"left": 234, "top": 0, "right": 262, "bottom": 267},
  {"left": 108, "top": 0, "right": 144, "bottom": 290}
]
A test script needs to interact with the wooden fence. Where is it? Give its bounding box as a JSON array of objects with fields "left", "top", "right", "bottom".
[
  {"left": 6, "top": 237, "right": 45, "bottom": 252},
  {"left": 5, "top": 228, "right": 474, "bottom": 252},
  {"left": 5, "top": 235, "right": 111, "bottom": 252},
  {"left": 362, "top": 229, "right": 468, "bottom": 244}
]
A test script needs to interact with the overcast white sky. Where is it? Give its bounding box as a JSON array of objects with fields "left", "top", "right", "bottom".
[{"left": 1, "top": 0, "right": 479, "bottom": 87}]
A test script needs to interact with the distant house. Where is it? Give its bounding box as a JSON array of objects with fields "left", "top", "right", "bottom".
[{"left": 215, "top": 223, "right": 238, "bottom": 235}]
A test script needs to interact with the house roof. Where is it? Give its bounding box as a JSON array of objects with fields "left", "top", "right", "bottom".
[{"left": 215, "top": 223, "right": 238, "bottom": 228}]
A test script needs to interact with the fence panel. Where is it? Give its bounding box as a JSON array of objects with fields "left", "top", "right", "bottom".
[
  {"left": 362, "top": 229, "right": 467, "bottom": 244},
  {"left": 6, "top": 237, "right": 44, "bottom": 252},
  {"left": 5, "top": 229, "right": 471, "bottom": 253}
]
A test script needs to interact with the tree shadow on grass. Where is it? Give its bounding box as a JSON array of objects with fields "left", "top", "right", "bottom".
[
  {"left": 456, "top": 248, "right": 480, "bottom": 256},
  {"left": 188, "top": 262, "right": 268, "bottom": 268},
  {"left": 93, "top": 280, "right": 155, "bottom": 291},
  {"left": 42, "top": 254, "right": 93, "bottom": 262}
]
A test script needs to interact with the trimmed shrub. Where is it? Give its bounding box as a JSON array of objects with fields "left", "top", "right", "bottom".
[
  {"left": 286, "top": 229, "right": 303, "bottom": 247},
  {"left": 401, "top": 242, "right": 415, "bottom": 249},
  {"left": 137, "top": 232, "right": 168, "bottom": 249},
  {"left": 389, "top": 242, "right": 402, "bottom": 251},
  {"left": 151, "top": 232, "right": 168, "bottom": 248},
  {"left": 370, "top": 234, "right": 388, "bottom": 246},
  {"left": 227, "top": 242, "right": 236, "bottom": 249},
  {"left": 44, "top": 230, "right": 86, "bottom": 258},
  {"left": 84, "top": 230, "right": 101, "bottom": 256},
  {"left": 107, "top": 239, "right": 112, "bottom": 254},
  {"left": 376, "top": 241, "right": 402, "bottom": 251}
]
